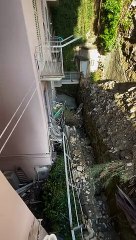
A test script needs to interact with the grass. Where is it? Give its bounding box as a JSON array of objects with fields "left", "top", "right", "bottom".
[
  {"left": 74, "top": 0, "right": 93, "bottom": 40},
  {"left": 91, "top": 161, "right": 129, "bottom": 187},
  {"left": 121, "top": 11, "right": 133, "bottom": 32},
  {"left": 91, "top": 161, "right": 135, "bottom": 239},
  {"left": 98, "top": 0, "right": 133, "bottom": 52},
  {"left": 51, "top": 0, "right": 93, "bottom": 70}
]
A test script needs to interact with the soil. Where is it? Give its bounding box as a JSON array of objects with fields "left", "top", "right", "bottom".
[{"left": 103, "top": 42, "right": 136, "bottom": 83}]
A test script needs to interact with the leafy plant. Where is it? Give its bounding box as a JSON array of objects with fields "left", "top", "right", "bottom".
[
  {"left": 121, "top": 11, "right": 133, "bottom": 31},
  {"left": 90, "top": 70, "right": 102, "bottom": 83},
  {"left": 91, "top": 161, "right": 129, "bottom": 187},
  {"left": 43, "top": 156, "right": 71, "bottom": 238},
  {"left": 99, "top": 0, "right": 123, "bottom": 52},
  {"left": 43, "top": 155, "right": 81, "bottom": 239}
]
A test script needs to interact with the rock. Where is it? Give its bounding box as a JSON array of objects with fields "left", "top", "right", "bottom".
[
  {"left": 86, "top": 190, "right": 90, "bottom": 195},
  {"left": 77, "top": 166, "right": 83, "bottom": 172},
  {"left": 127, "top": 162, "right": 133, "bottom": 167},
  {"left": 130, "top": 105, "right": 136, "bottom": 113},
  {"left": 87, "top": 227, "right": 94, "bottom": 238},
  {"left": 70, "top": 137, "right": 76, "bottom": 144},
  {"left": 84, "top": 235, "right": 90, "bottom": 240},
  {"left": 88, "top": 219, "right": 92, "bottom": 228},
  {"left": 98, "top": 232, "right": 104, "bottom": 239},
  {"left": 130, "top": 0, "right": 136, "bottom": 7}
]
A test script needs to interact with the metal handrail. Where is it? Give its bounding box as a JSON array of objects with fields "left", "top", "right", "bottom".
[
  {"left": 63, "top": 128, "right": 84, "bottom": 240},
  {"left": 34, "top": 42, "right": 64, "bottom": 77},
  {"left": 62, "top": 72, "right": 80, "bottom": 83}
]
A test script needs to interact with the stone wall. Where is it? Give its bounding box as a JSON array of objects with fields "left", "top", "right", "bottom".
[{"left": 78, "top": 80, "right": 136, "bottom": 172}]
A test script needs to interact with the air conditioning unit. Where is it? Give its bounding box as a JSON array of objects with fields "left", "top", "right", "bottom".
[
  {"left": 4, "top": 171, "right": 20, "bottom": 190},
  {"left": 35, "top": 165, "right": 50, "bottom": 180}
]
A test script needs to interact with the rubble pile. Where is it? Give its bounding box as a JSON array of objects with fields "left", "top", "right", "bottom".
[{"left": 80, "top": 80, "right": 136, "bottom": 172}]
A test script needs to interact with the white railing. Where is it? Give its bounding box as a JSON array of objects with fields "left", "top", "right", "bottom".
[
  {"left": 49, "top": 116, "right": 62, "bottom": 143},
  {"left": 63, "top": 128, "right": 84, "bottom": 240},
  {"left": 34, "top": 35, "right": 81, "bottom": 79},
  {"left": 35, "top": 41, "right": 64, "bottom": 78},
  {"left": 62, "top": 72, "right": 80, "bottom": 83}
]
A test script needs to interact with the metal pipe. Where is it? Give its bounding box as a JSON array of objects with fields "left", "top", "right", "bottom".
[
  {"left": 67, "top": 151, "right": 80, "bottom": 227},
  {"left": 61, "top": 35, "right": 74, "bottom": 43},
  {"left": 52, "top": 37, "right": 81, "bottom": 48},
  {"left": 63, "top": 133, "right": 75, "bottom": 239},
  {"left": 17, "top": 182, "right": 33, "bottom": 194}
]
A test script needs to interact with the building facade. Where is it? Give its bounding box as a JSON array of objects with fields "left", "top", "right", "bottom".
[
  {"left": 0, "top": 0, "right": 61, "bottom": 179},
  {"left": 0, "top": 171, "right": 48, "bottom": 240}
]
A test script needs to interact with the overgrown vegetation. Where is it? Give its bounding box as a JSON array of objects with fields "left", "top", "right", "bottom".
[
  {"left": 121, "top": 11, "right": 133, "bottom": 32},
  {"left": 91, "top": 161, "right": 136, "bottom": 239},
  {"left": 99, "top": 0, "right": 123, "bottom": 52},
  {"left": 74, "top": 0, "right": 93, "bottom": 39},
  {"left": 90, "top": 70, "right": 102, "bottom": 82},
  {"left": 43, "top": 155, "right": 81, "bottom": 239},
  {"left": 91, "top": 161, "right": 129, "bottom": 186},
  {"left": 43, "top": 156, "right": 71, "bottom": 238},
  {"left": 51, "top": 0, "right": 93, "bottom": 70}
]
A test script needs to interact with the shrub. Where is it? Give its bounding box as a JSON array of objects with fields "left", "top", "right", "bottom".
[
  {"left": 90, "top": 70, "right": 102, "bottom": 82},
  {"left": 99, "top": 0, "right": 123, "bottom": 52},
  {"left": 43, "top": 156, "right": 71, "bottom": 238},
  {"left": 121, "top": 11, "right": 133, "bottom": 31}
]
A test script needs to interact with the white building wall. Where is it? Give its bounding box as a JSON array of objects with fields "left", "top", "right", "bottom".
[
  {"left": 0, "top": 0, "right": 53, "bottom": 178},
  {"left": 0, "top": 171, "right": 47, "bottom": 240}
]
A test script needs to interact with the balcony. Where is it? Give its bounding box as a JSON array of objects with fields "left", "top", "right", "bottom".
[
  {"left": 35, "top": 35, "right": 82, "bottom": 82},
  {"left": 35, "top": 40, "right": 64, "bottom": 81}
]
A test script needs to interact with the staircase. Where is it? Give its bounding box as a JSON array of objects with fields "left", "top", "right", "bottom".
[
  {"left": 35, "top": 35, "right": 81, "bottom": 82},
  {"left": 35, "top": 42, "right": 64, "bottom": 81},
  {"left": 16, "top": 167, "right": 30, "bottom": 184}
]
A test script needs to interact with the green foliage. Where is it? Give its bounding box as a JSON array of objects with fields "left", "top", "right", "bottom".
[
  {"left": 121, "top": 11, "right": 133, "bottom": 31},
  {"left": 43, "top": 155, "right": 81, "bottom": 239},
  {"left": 74, "top": 0, "right": 93, "bottom": 40},
  {"left": 51, "top": 0, "right": 93, "bottom": 70},
  {"left": 91, "top": 161, "right": 129, "bottom": 187},
  {"left": 43, "top": 156, "right": 71, "bottom": 238},
  {"left": 91, "top": 163, "right": 107, "bottom": 178},
  {"left": 99, "top": 0, "right": 123, "bottom": 52},
  {"left": 90, "top": 70, "right": 102, "bottom": 83}
]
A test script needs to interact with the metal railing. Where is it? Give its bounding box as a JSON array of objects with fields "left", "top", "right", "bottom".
[
  {"left": 35, "top": 41, "right": 64, "bottom": 78},
  {"left": 34, "top": 35, "right": 81, "bottom": 79},
  {"left": 62, "top": 72, "right": 80, "bottom": 83},
  {"left": 49, "top": 102, "right": 84, "bottom": 239},
  {"left": 63, "top": 127, "right": 84, "bottom": 240},
  {"left": 49, "top": 116, "right": 62, "bottom": 143}
]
